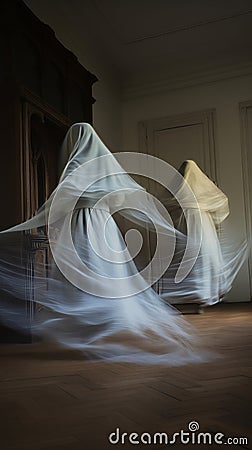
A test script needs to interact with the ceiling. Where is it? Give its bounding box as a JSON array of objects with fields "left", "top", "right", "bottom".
[{"left": 25, "top": 0, "right": 252, "bottom": 89}]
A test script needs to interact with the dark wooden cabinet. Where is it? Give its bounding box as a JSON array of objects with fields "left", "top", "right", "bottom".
[{"left": 0, "top": 0, "right": 97, "bottom": 341}]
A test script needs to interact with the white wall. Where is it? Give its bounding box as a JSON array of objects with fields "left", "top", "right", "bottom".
[
  {"left": 122, "top": 74, "right": 252, "bottom": 301},
  {"left": 24, "top": 0, "right": 122, "bottom": 151}
]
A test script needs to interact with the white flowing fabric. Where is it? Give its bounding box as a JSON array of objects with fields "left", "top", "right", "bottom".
[
  {"left": 159, "top": 160, "right": 246, "bottom": 306},
  {"left": 0, "top": 123, "right": 204, "bottom": 365}
]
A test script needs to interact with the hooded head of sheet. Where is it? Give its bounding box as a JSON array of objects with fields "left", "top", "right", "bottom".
[
  {"left": 5, "top": 123, "right": 147, "bottom": 232},
  {"left": 178, "top": 160, "right": 229, "bottom": 225}
]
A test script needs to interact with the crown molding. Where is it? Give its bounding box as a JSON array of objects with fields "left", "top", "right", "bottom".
[{"left": 122, "top": 61, "right": 252, "bottom": 101}]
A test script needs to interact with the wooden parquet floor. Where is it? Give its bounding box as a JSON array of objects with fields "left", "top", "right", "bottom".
[{"left": 0, "top": 302, "right": 251, "bottom": 450}]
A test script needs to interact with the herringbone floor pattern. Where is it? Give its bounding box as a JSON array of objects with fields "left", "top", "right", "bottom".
[{"left": 0, "top": 303, "right": 251, "bottom": 450}]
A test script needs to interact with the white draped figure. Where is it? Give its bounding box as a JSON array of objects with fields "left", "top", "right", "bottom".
[{"left": 160, "top": 160, "right": 245, "bottom": 306}]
